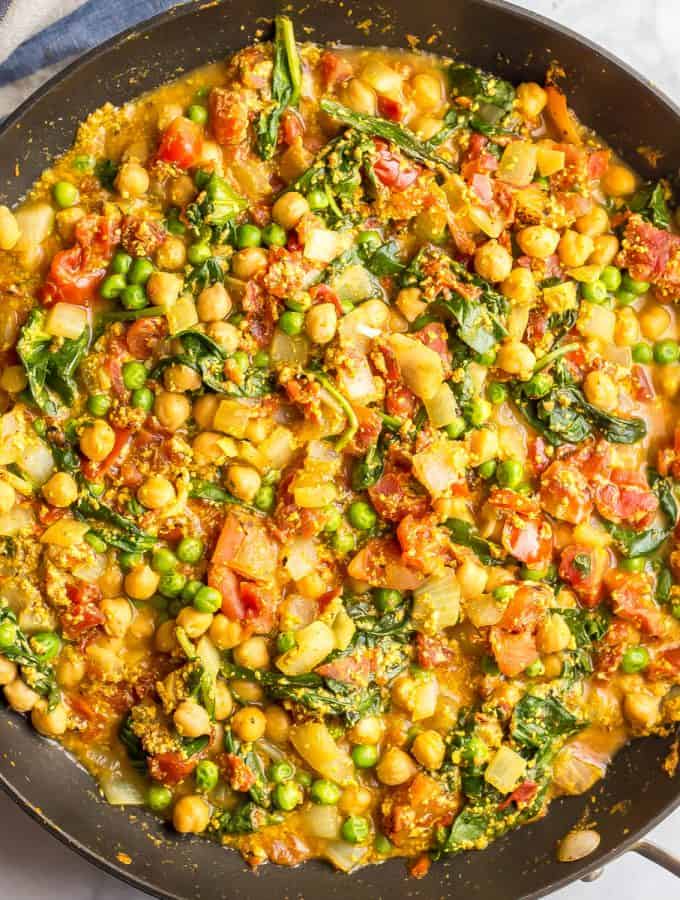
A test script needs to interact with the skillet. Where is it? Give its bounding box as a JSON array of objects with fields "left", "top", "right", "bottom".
[{"left": 0, "top": 1, "right": 679, "bottom": 896}]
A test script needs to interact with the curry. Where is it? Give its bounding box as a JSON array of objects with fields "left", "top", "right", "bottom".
[{"left": 0, "top": 15, "right": 678, "bottom": 877}]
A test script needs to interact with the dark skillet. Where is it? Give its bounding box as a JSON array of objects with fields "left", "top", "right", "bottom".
[{"left": 0, "top": 1, "right": 679, "bottom": 897}]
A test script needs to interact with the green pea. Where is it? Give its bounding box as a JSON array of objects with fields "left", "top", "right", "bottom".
[
  {"left": 0, "top": 620, "right": 17, "bottom": 649},
  {"left": 175, "top": 537, "right": 203, "bottom": 564},
  {"left": 127, "top": 257, "right": 154, "bottom": 285},
  {"left": 496, "top": 458, "right": 524, "bottom": 489},
  {"left": 262, "top": 223, "right": 287, "bottom": 247},
  {"left": 253, "top": 350, "right": 270, "bottom": 368},
  {"left": 347, "top": 500, "right": 377, "bottom": 531},
  {"left": 476, "top": 349, "right": 497, "bottom": 367},
  {"left": 151, "top": 548, "right": 178, "bottom": 574},
  {"left": 521, "top": 564, "right": 553, "bottom": 581},
  {"left": 632, "top": 342, "right": 653, "bottom": 364},
  {"left": 620, "top": 645, "right": 650, "bottom": 674},
  {"left": 166, "top": 208, "right": 186, "bottom": 236},
  {"left": 374, "top": 834, "right": 393, "bottom": 855},
  {"left": 84, "top": 532, "right": 108, "bottom": 553},
  {"left": 306, "top": 189, "right": 330, "bottom": 211},
  {"left": 269, "top": 760, "right": 295, "bottom": 784},
  {"left": 131, "top": 387, "right": 154, "bottom": 412},
  {"left": 53, "top": 180, "right": 79, "bottom": 208},
  {"left": 351, "top": 744, "right": 378, "bottom": 768},
  {"left": 323, "top": 507, "right": 342, "bottom": 533},
  {"left": 111, "top": 251, "right": 133, "bottom": 275},
  {"left": 654, "top": 339, "right": 680, "bottom": 365},
  {"left": 279, "top": 310, "right": 304, "bottom": 336},
  {"left": 477, "top": 459, "right": 497, "bottom": 479},
  {"left": 341, "top": 815, "right": 370, "bottom": 844},
  {"left": 236, "top": 224, "right": 262, "bottom": 249},
  {"left": 181, "top": 579, "right": 204, "bottom": 603},
  {"left": 601, "top": 266, "right": 622, "bottom": 292},
  {"left": 273, "top": 781, "right": 303, "bottom": 811},
  {"left": 276, "top": 631, "right": 297, "bottom": 653},
  {"left": 480, "top": 654, "right": 500, "bottom": 675},
  {"left": 462, "top": 735, "right": 490, "bottom": 766},
  {"left": 195, "top": 759, "right": 219, "bottom": 792},
  {"left": 310, "top": 778, "right": 340, "bottom": 805},
  {"left": 332, "top": 528, "right": 356, "bottom": 555},
  {"left": 295, "top": 770, "right": 313, "bottom": 788},
  {"left": 188, "top": 104, "right": 208, "bottom": 125},
  {"left": 122, "top": 361, "right": 147, "bottom": 390},
  {"left": 187, "top": 243, "right": 211, "bottom": 266},
  {"left": 72, "top": 154, "right": 95, "bottom": 173},
  {"left": 672, "top": 604, "right": 680, "bottom": 620},
  {"left": 100, "top": 273, "right": 127, "bottom": 299},
  {"left": 621, "top": 273, "right": 650, "bottom": 295},
  {"left": 619, "top": 556, "right": 646, "bottom": 573},
  {"left": 147, "top": 784, "right": 173, "bottom": 812},
  {"left": 615, "top": 289, "right": 637, "bottom": 307},
  {"left": 493, "top": 585, "right": 516, "bottom": 602},
  {"left": 31, "top": 631, "right": 61, "bottom": 662},
  {"left": 524, "top": 372, "right": 553, "bottom": 399},
  {"left": 193, "top": 585, "right": 222, "bottom": 613},
  {"left": 525, "top": 659, "right": 545, "bottom": 677},
  {"left": 119, "top": 551, "right": 142, "bottom": 571},
  {"left": 357, "top": 229, "right": 381, "bottom": 251},
  {"left": 253, "top": 484, "right": 275, "bottom": 513},
  {"left": 487, "top": 382, "right": 507, "bottom": 405},
  {"left": 373, "top": 588, "right": 402, "bottom": 612},
  {"left": 33, "top": 419, "right": 47, "bottom": 437},
  {"left": 581, "top": 280, "right": 608, "bottom": 303},
  {"left": 468, "top": 398, "right": 491, "bottom": 427},
  {"left": 158, "top": 571, "right": 186, "bottom": 597},
  {"left": 120, "top": 284, "right": 148, "bottom": 310},
  {"left": 285, "top": 292, "right": 313, "bottom": 313},
  {"left": 87, "top": 394, "right": 111, "bottom": 417}
]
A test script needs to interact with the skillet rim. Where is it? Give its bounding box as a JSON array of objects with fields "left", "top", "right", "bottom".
[{"left": 0, "top": 1, "right": 679, "bottom": 898}]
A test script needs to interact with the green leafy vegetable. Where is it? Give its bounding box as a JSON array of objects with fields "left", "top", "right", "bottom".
[
  {"left": 218, "top": 800, "right": 276, "bottom": 835},
  {"left": 628, "top": 180, "right": 672, "bottom": 230},
  {"left": 184, "top": 173, "right": 247, "bottom": 240},
  {"left": 305, "top": 369, "right": 358, "bottom": 451},
  {"left": 360, "top": 239, "right": 406, "bottom": 277},
  {"left": 603, "top": 470, "right": 677, "bottom": 557},
  {"left": 151, "top": 329, "right": 229, "bottom": 393},
  {"left": 256, "top": 16, "right": 302, "bottom": 159},
  {"left": 185, "top": 257, "right": 226, "bottom": 292},
  {"left": 511, "top": 694, "right": 585, "bottom": 758},
  {"left": 94, "top": 158, "right": 119, "bottom": 190},
  {"left": 73, "top": 496, "right": 155, "bottom": 553},
  {"left": 559, "top": 607, "right": 610, "bottom": 678},
  {"left": 351, "top": 441, "right": 386, "bottom": 491},
  {"left": 447, "top": 62, "right": 516, "bottom": 135},
  {"left": 224, "top": 727, "right": 270, "bottom": 806},
  {"left": 445, "top": 518, "right": 505, "bottom": 565},
  {"left": 118, "top": 713, "right": 148, "bottom": 773},
  {"left": 0, "top": 603, "right": 59, "bottom": 707},
  {"left": 188, "top": 479, "right": 253, "bottom": 509}
]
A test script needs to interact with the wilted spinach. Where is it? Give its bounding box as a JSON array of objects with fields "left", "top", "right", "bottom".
[{"left": 256, "top": 16, "right": 302, "bottom": 159}]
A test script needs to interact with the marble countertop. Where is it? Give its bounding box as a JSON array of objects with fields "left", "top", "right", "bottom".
[{"left": 1, "top": 0, "right": 679, "bottom": 897}]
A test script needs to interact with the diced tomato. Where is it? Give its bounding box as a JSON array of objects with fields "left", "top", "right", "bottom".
[
  {"left": 606, "top": 570, "right": 666, "bottom": 636},
  {"left": 559, "top": 544, "right": 612, "bottom": 607},
  {"left": 316, "top": 650, "right": 375, "bottom": 686},
  {"left": 618, "top": 213, "right": 680, "bottom": 298},
  {"left": 397, "top": 513, "right": 455, "bottom": 573},
  {"left": 208, "top": 564, "right": 245, "bottom": 620},
  {"left": 239, "top": 581, "right": 276, "bottom": 635},
  {"left": 82, "top": 428, "right": 131, "bottom": 481},
  {"left": 409, "top": 856, "right": 431, "bottom": 879},
  {"left": 631, "top": 363, "right": 655, "bottom": 402},
  {"left": 497, "top": 585, "right": 546, "bottom": 632},
  {"left": 62, "top": 582, "right": 105, "bottom": 639},
  {"left": 488, "top": 488, "right": 541, "bottom": 516},
  {"left": 470, "top": 172, "right": 493, "bottom": 204},
  {"left": 211, "top": 512, "right": 245, "bottom": 566},
  {"left": 412, "top": 322, "right": 452, "bottom": 374},
  {"left": 148, "top": 750, "right": 201, "bottom": 786},
  {"left": 594, "top": 469, "right": 659, "bottom": 530},
  {"left": 280, "top": 108, "right": 304, "bottom": 145},
  {"left": 126, "top": 316, "right": 167, "bottom": 360},
  {"left": 377, "top": 95, "right": 404, "bottom": 122},
  {"left": 490, "top": 628, "right": 539, "bottom": 678},
  {"left": 44, "top": 246, "right": 106, "bottom": 305},
  {"left": 539, "top": 461, "right": 593, "bottom": 524},
  {"left": 348, "top": 404, "right": 382, "bottom": 456},
  {"left": 221, "top": 753, "right": 257, "bottom": 792},
  {"left": 528, "top": 436, "right": 550, "bottom": 475},
  {"left": 587, "top": 149, "right": 610, "bottom": 180},
  {"left": 381, "top": 772, "right": 457, "bottom": 848},
  {"left": 385, "top": 383, "right": 419, "bottom": 419},
  {"left": 498, "top": 779, "right": 538, "bottom": 811},
  {"left": 368, "top": 469, "right": 430, "bottom": 522},
  {"left": 320, "top": 50, "right": 353, "bottom": 88},
  {"left": 501, "top": 515, "right": 553, "bottom": 568},
  {"left": 374, "top": 148, "right": 418, "bottom": 191},
  {"left": 460, "top": 134, "right": 498, "bottom": 180},
  {"left": 156, "top": 116, "right": 203, "bottom": 168},
  {"left": 416, "top": 633, "right": 454, "bottom": 669},
  {"left": 347, "top": 537, "right": 425, "bottom": 591},
  {"left": 209, "top": 88, "right": 249, "bottom": 147},
  {"left": 595, "top": 619, "right": 631, "bottom": 674}
]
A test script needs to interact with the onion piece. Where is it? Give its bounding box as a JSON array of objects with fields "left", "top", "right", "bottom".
[
  {"left": 412, "top": 440, "right": 467, "bottom": 497},
  {"left": 276, "top": 620, "right": 335, "bottom": 675},
  {"left": 412, "top": 570, "right": 461, "bottom": 632},
  {"left": 22, "top": 440, "right": 55, "bottom": 485},
  {"left": 465, "top": 593, "right": 505, "bottom": 627},
  {"left": 259, "top": 426, "right": 297, "bottom": 469},
  {"left": 0, "top": 505, "right": 34, "bottom": 536},
  {"left": 484, "top": 745, "right": 527, "bottom": 794},
  {"left": 100, "top": 771, "right": 146, "bottom": 806},
  {"left": 498, "top": 141, "right": 538, "bottom": 187},
  {"left": 290, "top": 723, "right": 354, "bottom": 784},
  {"left": 284, "top": 537, "right": 319, "bottom": 580},
  {"left": 557, "top": 829, "right": 601, "bottom": 863},
  {"left": 423, "top": 383, "right": 459, "bottom": 428},
  {"left": 325, "top": 842, "right": 369, "bottom": 873},
  {"left": 301, "top": 805, "right": 342, "bottom": 840},
  {"left": 271, "top": 329, "right": 310, "bottom": 366}
]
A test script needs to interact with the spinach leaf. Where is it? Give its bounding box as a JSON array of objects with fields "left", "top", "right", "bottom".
[
  {"left": 118, "top": 713, "right": 148, "bottom": 773},
  {"left": 256, "top": 16, "right": 302, "bottom": 160},
  {"left": 151, "top": 329, "right": 229, "bottom": 393},
  {"left": 182, "top": 735, "right": 210, "bottom": 758},
  {"left": 511, "top": 694, "right": 585, "bottom": 757},
  {"left": 228, "top": 366, "right": 275, "bottom": 399},
  {"left": 447, "top": 62, "right": 516, "bottom": 136},
  {"left": 94, "top": 158, "right": 119, "bottom": 190},
  {"left": 319, "top": 99, "right": 455, "bottom": 171},
  {"left": 218, "top": 801, "right": 275, "bottom": 835},
  {"left": 189, "top": 479, "right": 251, "bottom": 508},
  {"left": 224, "top": 727, "right": 270, "bottom": 807},
  {"left": 603, "top": 470, "right": 677, "bottom": 557},
  {"left": 351, "top": 441, "right": 386, "bottom": 491},
  {"left": 445, "top": 518, "right": 505, "bottom": 565},
  {"left": 184, "top": 257, "right": 226, "bottom": 292},
  {"left": 184, "top": 173, "right": 246, "bottom": 239},
  {"left": 559, "top": 606, "right": 610, "bottom": 678},
  {"left": 0, "top": 603, "right": 59, "bottom": 707},
  {"left": 360, "top": 239, "right": 405, "bottom": 277},
  {"left": 628, "top": 180, "right": 672, "bottom": 230},
  {"left": 73, "top": 496, "right": 155, "bottom": 553}
]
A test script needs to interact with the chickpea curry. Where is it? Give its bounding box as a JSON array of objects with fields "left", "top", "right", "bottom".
[{"left": 1, "top": 15, "right": 680, "bottom": 877}]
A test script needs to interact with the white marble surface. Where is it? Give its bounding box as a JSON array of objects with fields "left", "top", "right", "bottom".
[{"left": 2, "top": 0, "right": 680, "bottom": 897}]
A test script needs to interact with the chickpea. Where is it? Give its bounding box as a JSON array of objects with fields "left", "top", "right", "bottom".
[
  {"left": 173, "top": 795, "right": 211, "bottom": 834},
  {"left": 193, "top": 394, "right": 219, "bottom": 429},
  {"left": 614, "top": 307, "right": 640, "bottom": 347},
  {"left": 517, "top": 225, "right": 560, "bottom": 259},
  {"left": 168, "top": 173, "right": 196, "bottom": 206},
  {"left": 155, "top": 619, "right": 178, "bottom": 653},
  {"left": 154, "top": 390, "right": 191, "bottom": 431},
  {"left": 396, "top": 287, "right": 427, "bottom": 322},
  {"left": 575, "top": 205, "right": 609, "bottom": 237},
  {"left": 659, "top": 366, "right": 680, "bottom": 399},
  {"left": 4, "top": 678, "right": 40, "bottom": 713},
  {"left": 146, "top": 272, "right": 182, "bottom": 307},
  {"left": 516, "top": 82, "right": 547, "bottom": 118},
  {"left": 137, "top": 474, "right": 176, "bottom": 510},
  {"left": 156, "top": 235, "right": 186, "bottom": 271},
  {"left": 305, "top": 302, "right": 337, "bottom": 344},
  {"left": 101, "top": 597, "right": 133, "bottom": 638},
  {"left": 623, "top": 691, "right": 660, "bottom": 730},
  {"left": 192, "top": 431, "right": 225, "bottom": 465},
  {"left": 589, "top": 234, "right": 619, "bottom": 266},
  {"left": 411, "top": 116, "right": 444, "bottom": 141},
  {"left": 496, "top": 339, "right": 536, "bottom": 378},
  {"left": 537, "top": 613, "right": 572, "bottom": 654},
  {"left": 42, "top": 472, "right": 78, "bottom": 508},
  {"left": 342, "top": 78, "right": 377, "bottom": 115},
  {"left": 601, "top": 163, "right": 636, "bottom": 197},
  {"left": 56, "top": 207, "right": 85, "bottom": 242},
  {"left": 209, "top": 614, "right": 242, "bottom": 650},
  {"left": 264, "top": 705, "right": 291, "bottom": 744},
  {"left": 99, "top": 564, "right": 124, "bottom": 598},
  {"left": 80, "top": 420, "right": 115, "bottom": 462},
  {"left": 0, "top": 655, "right": 17, "bottom": 686},
  {"left": 543, "top": 653, "right": 564, "bottom": 680},
  {"left": 362, "top": 59, "right": 403, "bottom": 94},
  {"left": 349, "top": 715, "right": 384, "bottom": 745},
  {"left": 474, "top": 240, "right": 513, "bottom": 283},
  {"left": 639, "top": 305, "right": 670, "bottom": 341},
  {"left": 271, "top": 193, "right": 309, "bottom": 233},
  {"left": 411, "top": 72, "right": 443, "bottom": 111},
  {"left": 376, "top": 747, "right": 417, "bottom": 785},
  {"left": 177, "top": 606, "right": 214, "bottom": 639},
  {"left": 164, "top": 363, "right": 202, "bottom": 393},
  {"left": 233, "top": 636, "right": 270, "bottom": 670},
  {"left": 125, "top": 564, "right": 160, "bottom": 601},
  {"left": 157, "top": 103, "right": 183, "bottom": 130},
  {"left": 86, "top": 637, "right": 123, "bottom": 678},
  {"left": 198, "top": 140, "right": 224, "bottom": 173},
  {"left": 0, "top": 365, "right": 28, "bottom": 394},
  {"left": 457, "top": 557, "right": 488, "bottom": 600},
  {"left": 207, "top": 321, "right": 240, "bottom": 353},
  {"left": 0, "top": 205, "right": 21, "bottom": 250},
  {"left": 174, "top": 699, "right": 211, "bottom": 738},
  {"left": 128, "top": 605, "right": 156, "bottom": 641},
  {"left": 232, "top": 706, "right": 267, "bottom": 742},
  {"left": 231, "top": 247, "right": 268, "bottom": 280},
  {"left": 583, "top": 370, "right": 618, "bottom": 412},
  {"left": 0, "top": 481, "right": 16, "bottom": 515},
  {"left": 215, "top": 680, "right": 233, "bottom": 721},
  {"left": 115, "top": 161, "right": 149, "bottom": 198},
  {"left": 197, "top": 282, "right": 231, "bottom": 322},
  {"left": 31, "top": 700, "right": 68, "bottom": 737},
  {"left": 412, "top": 730, "right": 446, "bottom": 770},
  {"left": 226, "top": 464, "right": 261, "bottom": 503},
  {"left": 501, "top": 266, "right": 537, "bottom": 305},
  {"left": 339, "top": 784, "right": 373, "bottom": 815},
  {"left": 558, "top": 230, "right": 595, "bottom": 267},
  {"left": 245, "top": 418, "right": 271, "bottom": 444},
  {"left": 296, "top": 572, "right": 328, "bottom": 601}
]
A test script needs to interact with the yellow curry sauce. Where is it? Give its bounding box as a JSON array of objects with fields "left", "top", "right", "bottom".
[{"left": 0, "top": 15, "right": 679, "bottom": 877}]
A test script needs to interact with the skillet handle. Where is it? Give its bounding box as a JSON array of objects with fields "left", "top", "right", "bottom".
[{"left": 631, "top": 841, "right": 680, "bottom": 878}]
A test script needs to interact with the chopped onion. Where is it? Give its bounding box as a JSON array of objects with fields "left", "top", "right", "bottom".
[
  {"left": 602, "top": 343, "right": 632, "bottom": 367},
  {"left": 468, "top": 203, "right": 504, "bottom": 238},
  {"left": 197, "top": 635, "right": 221, "bottom": 677},
  {"left": 40, "top": 519, "right": 90, "bottom": 546},
  {"left": 338, "top": 300, "right": 390, "bottom": 352},
  {"left": 303, "top": 227, "right": 345, "bottom": 263},
  {"left": 507, "top": 304, "right": 530, "bottom": 340},
  {"left": 276, "top": 620, "right": 335, "bottom": 675},
  {"left": 410, "top": 674, "right": 439, "bottom": 721},
  {"left": 293, "top": 475, "right": 337, "bottom": 508},
  {"left": 557, "top": 829, "right": 601, "bottom": 863},
  {"left": 388, "top": 334, "right": 444, "bottom": 400},
  {"left": 100, "top": 772, "right": 146, "bottom": 806},
  {"left": 332, "top": 608, "right": 356, "bottom": 651},
  {"left": 0, "top": 505, "right": 34, "bottom": 536},
  {"left": 552, "top": 743, "right": 606, "bottom": 795},
  {"left": 301, "top": 805, "right": 342, "bottom": 840},
  {"left": 22, "top": 440, "right": 55, "bottom": 485},
  {"left": 329, "top": 264, "right": 380, "bottom": 304},
  {"left": 45, "top": 302, "right": 88, "bottom": 339},
  {"left": 284, "top": 537, "right": 319, "bottom": 580},
  {"left": 259, "top": 426, "right": 297, "bottom": 469},
  {"left": 412, "top": 440, "right": 467, "bottom": 497},
  {"left": 271, "top": 328, "right": 310, "bottom": 366},
  {"left": 412, "top": 570, "right": 461, "bottom": 631},
  {"left": 336, "top": 352, "right": 377, "bottom": 402},
  {"left": 465, "top": 593, "right": 505, "bottom": 627},
  {"left": 484, "top": 745, "right": 527, "bottom": 794},
  {"left": 325, "top": 841, "right": 369, "bottom": 873},
  {"left": 498, "top": 141, "right": 538, "bottom": 187},
  {"left": 424, "top": 383, "right": 459, "bottom": 428},
  {"left": 73, "top": 553, "right": 107, "bottom": 582},
  {"left": 290, "top": 722, "right": 354, "bottom": 784}
]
